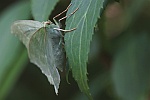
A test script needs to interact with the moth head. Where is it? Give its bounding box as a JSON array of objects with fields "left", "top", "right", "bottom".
[{"left": 43, "top": 20, "right": 52, "bottom": 27}]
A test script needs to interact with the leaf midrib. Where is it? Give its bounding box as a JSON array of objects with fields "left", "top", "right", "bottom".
[{"left": 68, "top": 0, "right": 94, "bottom": 67}]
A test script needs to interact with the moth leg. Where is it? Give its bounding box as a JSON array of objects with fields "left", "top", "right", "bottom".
[
  {"left": 53, "top": 28, "right": 76, "bottom": 32},
  {"left": 55, "top": 40, "right": 65, "bottom": 56},
  {"left": 58, "top": 7, "right": 79, "bottom": 23},
  {"left": 53, "top": 3, "right": 72, "bottom": 27},
  {"left": 62, "top": 42, "right": 65, "bottom": 46},
  {"left": 58, "top": 38, "right": 65, "bottom": 48},
  {"left": 58, "top": 39, "right": 62, "bottom": 46}
]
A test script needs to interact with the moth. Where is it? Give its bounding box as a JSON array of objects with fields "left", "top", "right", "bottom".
[{"left": 11, "top": 4, "right": 78, "bottom": 94}]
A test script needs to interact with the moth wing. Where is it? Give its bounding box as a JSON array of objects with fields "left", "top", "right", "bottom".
[
  {"left": 52, "top": 38, "right": 65, "bottom": 72},
  {"left": 11, "top": 20, "right": 43, "bottom": 48},
  {"left": 28, "top": 27, "right": 60, "bottom": 94}
]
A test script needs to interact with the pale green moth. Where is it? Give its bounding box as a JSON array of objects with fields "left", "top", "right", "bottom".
[{"left": 11, "top": 4, "right": 78, "bottom": 94}]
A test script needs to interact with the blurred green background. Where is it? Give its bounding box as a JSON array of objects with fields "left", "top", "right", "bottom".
[{"left": 0, "top": 0, "right": 150, "bottom": 100}]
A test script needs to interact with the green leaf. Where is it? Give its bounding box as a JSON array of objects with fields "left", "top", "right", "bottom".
[
  {"left": 112, "top": 32, "right": 150, "bottom": 100},
  {"left": 0, "top": 1, "right": 30, "bottom": 99},
  {"left": 31, "top": 0, "right": 59, "bottom": 21},
  {"left": 64, "top": 0, "right": 105, "bottom": 99}
]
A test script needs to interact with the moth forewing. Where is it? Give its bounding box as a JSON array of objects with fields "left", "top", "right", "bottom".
[{"left": 11, "top": 20, "right": 43, "bottom": 48}]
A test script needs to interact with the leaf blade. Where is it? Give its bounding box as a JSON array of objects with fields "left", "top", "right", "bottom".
[
  {"left": 64, "top": 0, "right": 105, "bottom": 99},
  {"left": 31, "top": 0, "right": 59, "bottom": 21},
  {"left": 0, "top": 1, "right": 30, "bottom": 99},
  {"left": 0, "top": 1, "right": 30, "bottom": 84}
]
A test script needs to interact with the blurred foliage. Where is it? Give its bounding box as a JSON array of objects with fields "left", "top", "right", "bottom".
[{"left": 0, "top": 0, "right": 150, "bottom": 100}]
